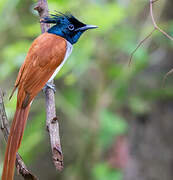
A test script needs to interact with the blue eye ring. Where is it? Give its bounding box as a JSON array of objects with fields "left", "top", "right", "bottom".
[{"left": 68, "top": 24, "right": 74, "bottom": 31}]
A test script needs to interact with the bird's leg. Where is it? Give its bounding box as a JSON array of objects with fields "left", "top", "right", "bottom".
[{"left": 43, "top": 82, "right": 56, "bottom": 93}]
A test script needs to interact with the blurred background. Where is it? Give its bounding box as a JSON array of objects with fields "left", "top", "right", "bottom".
[{"left": 1, "top": 0, "right": 173, "bottom": 179}]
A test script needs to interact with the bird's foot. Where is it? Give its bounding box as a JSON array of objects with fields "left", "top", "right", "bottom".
[{"left": 43, "top": 83, "right": 56, "bottom": 93}]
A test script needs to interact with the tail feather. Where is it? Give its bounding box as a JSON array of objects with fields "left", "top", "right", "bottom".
[{"left": 2, "top": 105, "right": 30, "bottom": 180}]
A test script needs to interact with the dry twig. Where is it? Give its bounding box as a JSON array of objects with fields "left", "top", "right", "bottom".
[{"left": 128, "top": 28, "right": 156, "bottom": 66}]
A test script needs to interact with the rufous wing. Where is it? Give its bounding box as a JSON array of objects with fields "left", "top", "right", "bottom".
[{"left": 14, "top": 32, "right": 67, "bottom": 107}]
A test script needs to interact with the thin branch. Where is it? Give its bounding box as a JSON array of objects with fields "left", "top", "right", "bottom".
[
  {"left": 150, "top": 0, "right": 173, "bottom": 41},
  {"left": 34, "top": 0, "right": 64, "bottom": 171},
  {"left": 128, "top": 28, "right": 156, "bottom": 66},
  {"left": 149, "top": 0, "right": 173, "bottom": 83},
  {"left": 162, "top": 69, "right": 173, "bottom": 87},
  {"left": 0, "top": 89, "right": 38, "bottom": 180},
  {"left": 129, "top": 0, "right": 173, "bottom": 66}
]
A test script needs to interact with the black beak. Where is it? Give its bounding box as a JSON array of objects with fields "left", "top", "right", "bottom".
[{"left": 75, "top": 25, "right": 98, "bottom": 31}]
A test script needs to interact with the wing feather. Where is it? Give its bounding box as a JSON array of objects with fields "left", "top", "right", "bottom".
[{"left": 15, "top": 32, "right": 67, "bottom": 107}]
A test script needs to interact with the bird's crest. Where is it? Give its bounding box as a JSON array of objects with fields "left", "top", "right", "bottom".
[{"left": 40, "top": 12, "right": 85, "bottom": 27}]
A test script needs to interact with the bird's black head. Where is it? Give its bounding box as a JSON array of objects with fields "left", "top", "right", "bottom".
[{"left": 41, "top": 12, "right": 98, "bottom": 44}]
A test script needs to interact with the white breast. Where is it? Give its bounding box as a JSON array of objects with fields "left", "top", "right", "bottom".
[{"left": 48, "top": 40, "right": 73, "bottom": 82}]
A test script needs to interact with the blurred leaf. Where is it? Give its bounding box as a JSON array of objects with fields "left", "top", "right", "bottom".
[
  {"left": 84, "top": 4, "right": 125, "bottom": 33},
  {"left": 63, "top": 88, "right": 82, "bottom": 108},
  {"left": 64, "top": 73, "right": 77, "bottom": 86},
  {"left": 107, "top": 65, "right": 122, "bottom": 79},
  {"left": 93, "top": 162, "right": 123, "bottom": 180},
  {"left": 23, "top": 23, "right": 40, "bottom": 37},
  {"left": 0, "top": 41, "right": 30, "bottom": 80},
  {"left": 2, "top": 41, "right": 29, "bottom": 63},
  {"left": 99, "top": 109, "right": 127, "bottom": 148},
  {"left": 0, "top": 0, "right": 20, "bottom": 32},
  {"left": 129, "top": 96, "right": 150, "bottom": 115},
  {"left": 4, "top": 94, "right": 17, "bottom": 120}
]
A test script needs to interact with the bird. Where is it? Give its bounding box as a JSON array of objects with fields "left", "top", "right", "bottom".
[{"left": 2, "top": 12, "right": 97, "bottom": 180}]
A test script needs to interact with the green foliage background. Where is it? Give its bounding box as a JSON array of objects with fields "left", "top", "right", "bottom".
[{"left": 0, "top": 0, "right": 173, "bottom": 179}]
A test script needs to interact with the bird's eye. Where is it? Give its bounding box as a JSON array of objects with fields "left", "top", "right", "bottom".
[{"left": 68, "top": 24, "right": 74, "bottom": 31}]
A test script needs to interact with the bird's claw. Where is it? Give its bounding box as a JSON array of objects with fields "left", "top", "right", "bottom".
[{"left": 43, "top": 83, "right": 56, "bottom": 93}]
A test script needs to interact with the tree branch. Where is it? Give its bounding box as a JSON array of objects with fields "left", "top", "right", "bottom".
[
  {"left": 34, "top": 0, "right": 64, "bottom": 171},
  {"left": 129, "top": 0, "right": 173, "bottom": 65},
  {"left": 0, "top": 89, "right": 38, "bottom": 180},
  {"left": 128, "top": 28, "right": 156, "bottom": 66},
  {"left": 150, "top": 0, "right": 173, "bottom": 40}
]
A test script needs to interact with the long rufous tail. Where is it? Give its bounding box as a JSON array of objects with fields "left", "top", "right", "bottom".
[{"left": 2, "top": 105, "right": 30, "bottom": 180}]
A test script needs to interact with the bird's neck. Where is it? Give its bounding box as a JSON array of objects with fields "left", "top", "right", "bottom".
[{"left": 47, "top": 26, "right": 65, "bottom": 39}]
